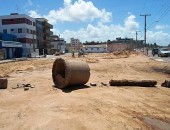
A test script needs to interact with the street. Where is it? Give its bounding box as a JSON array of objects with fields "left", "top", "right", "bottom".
[{"left": 148, "top": 50, "right": 170, "bottom": 62}]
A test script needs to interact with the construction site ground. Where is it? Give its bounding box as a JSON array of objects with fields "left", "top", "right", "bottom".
[{"left": 0, "top": 52, "right": 170, "bottom": 130}]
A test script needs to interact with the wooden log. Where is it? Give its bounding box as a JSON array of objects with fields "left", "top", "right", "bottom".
[
  {"left": 109, "top": 79, "right": 157, "bottom": 87},
  {"left": 0, "top": 78, "right": 8, "bottom": 89}
]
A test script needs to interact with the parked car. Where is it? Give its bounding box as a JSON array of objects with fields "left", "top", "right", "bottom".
[
  {"left": 152, "top": 48, "right": 158, "bottom": 56},
  {"left": 158, "top": 48, "right": 170, "bottom": 57}
]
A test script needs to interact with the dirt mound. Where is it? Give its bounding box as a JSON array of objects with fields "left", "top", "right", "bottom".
[{"left": 103, "top": 50, "right": 139, "bottom": 59}]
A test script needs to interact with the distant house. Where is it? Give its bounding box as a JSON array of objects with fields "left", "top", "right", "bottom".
[
  {"left": 70, "top": 38, "right": 82, "bottom": 52},
  {"left": 107, "top": 43, "right": 130, "bottom": 52},
  {"left": 83, "top": 44, "right": 107, "bottom": 53},
  {"left": 107, "top": 37, "right": 133, "bottom": 52},
  {"left": 51, "top": 35, "right": 66, "bottom": 54}
]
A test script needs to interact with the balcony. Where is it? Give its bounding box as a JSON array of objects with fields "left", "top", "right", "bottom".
[
  {"left": 44, "top": 22, "right": 53, "bottom": 29},
  {"left": 44, "top": 36, "right": 53, "bottom": 41},
  {"left": 44, "top": 29, "right": 53, "bottom": 35}
]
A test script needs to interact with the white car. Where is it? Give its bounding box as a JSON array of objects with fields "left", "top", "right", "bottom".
[{"left": 158, "top": 48, "right": 170, "bottom": 57}]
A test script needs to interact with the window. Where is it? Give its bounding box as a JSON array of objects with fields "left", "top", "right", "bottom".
[
  {"left": 27, "top": 29, "right": 29, "bottom": 33},
  {"left": 17, "top": 18, "right": 22, "bottom": 23},
  {"left": 11, "top": 29, "right": 14, "bottom": 31},
  {"left": 91, "top": 48, "right": 93, "bottom": 50},
  {"left": 3, "top": 29, "right": 7, "bottom": 33},
  {"left": 30, "top": 30, "right": 33, "bottom": 34},
  {"left": 2, "top": 19, "right": 8, "bottom": 25},
  {"left": 18, "top": 28, "right": 22, "bottom": 33},
  {"left": 97, "top": 48, "right": 99, "bottom": 50},
  {"left": 33, "top": 22, "right": 35, "bottom": 26}
]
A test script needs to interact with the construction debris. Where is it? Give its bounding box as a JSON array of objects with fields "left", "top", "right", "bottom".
[
  {"left": 90, "top": 83, "right": 97, "bottom": 86},
  {"left": 101, "top": 82, "right": 108, "bottom": 86},
  {"left": 109, "top": 79, "right": 157, "bottom": 87},
  {"left": 12, "top": 83, "right": 35, "bottom": 90},
  {"left": 0, "top": 78, "right": 8, "bottom": 89},
  {"left": 161, "top": 80, "right": 170, "bottom": 88}
]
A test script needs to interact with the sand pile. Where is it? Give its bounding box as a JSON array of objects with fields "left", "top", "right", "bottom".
[{"left": 103, "top": 50, "right": 139, "bottom": 59}]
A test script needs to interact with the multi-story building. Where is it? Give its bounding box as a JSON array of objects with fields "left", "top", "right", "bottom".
[
  {"left": 0, "top": 13, "right": 37, "bottom": 57},
  {"left": 70, "top": 38, "right": 82, "bottom": 52},
  {"left": 36, "top": 18, "right": 53, "bottom": 55},
  {"left": 51, "top": 35, "right": 66, "bottom": 54}
]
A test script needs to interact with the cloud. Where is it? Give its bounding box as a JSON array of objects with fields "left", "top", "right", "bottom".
[
  {"left": 147, "top": 31, "right": 170, "bottom": 45},
  {"left": 155, "top": 24, "right": 170, "bottom": 30},
  {"left": 28, "top": 10, "right": 42, "bottom": 18},
  {"left": 58, "top": 15, "right": 139, "bottom": 42},
  {"left": 124, "top": 15, "right": 139, "bottom": 31},
  {"left": 56, "top": 15, "right": 170, "bottom": 46},
  {"left": 28, "top": 0, "right": 112, "bottom": 24}
]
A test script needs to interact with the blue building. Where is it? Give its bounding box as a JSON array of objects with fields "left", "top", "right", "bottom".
[{"left": 0, "top": 33, "right": 23, "bottom": 59}]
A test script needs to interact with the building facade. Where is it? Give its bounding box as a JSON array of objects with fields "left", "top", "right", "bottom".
[
  {"left": 107, "top": 38, "right": 133, "bottom": 52},
  {"left": 0, "top": 13, "right": 37, "bottom": 57},
  {"left": 107, "top": 43, "right": 130, "bottom": 52},
  {"left": 36, "top": 18, "right": 53, "bottom": 55},
  {"left": 51, "top": 35, "right": 66, "bottom": 54},
  {"left": 83, "top": 44, "right": 107, "bottom": 53},
  {"left": 0, "top": 32, "right": 22, "bottom": 59},
  {"left": 70, "top": 38, "right": 82, "bottom": 52}
]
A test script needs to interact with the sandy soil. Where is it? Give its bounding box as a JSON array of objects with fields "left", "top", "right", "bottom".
[{"left": 0, "top": 52, "right": 170, "bottom": 130}]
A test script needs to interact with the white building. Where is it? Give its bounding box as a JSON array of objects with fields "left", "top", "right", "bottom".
[
  {"left": 51, "top": 35, "right": 66, "bottom": 54},
  {"left": 0, "top": 13, "right": 37, "bottom": 57},
  {"left": 83, "top": 44, "right": 107, "bottom": 53},
  {"left": 70, "top": 38, "right": 82, "bottom": 52}
]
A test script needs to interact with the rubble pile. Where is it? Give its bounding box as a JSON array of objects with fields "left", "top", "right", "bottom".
[{"left": 12, "top": 83, "right": 35, "bottom": 91}]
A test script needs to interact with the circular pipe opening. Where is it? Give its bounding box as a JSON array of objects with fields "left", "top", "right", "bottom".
[{"left": 52, "top": 58, "right": 66, "bottom": 88}]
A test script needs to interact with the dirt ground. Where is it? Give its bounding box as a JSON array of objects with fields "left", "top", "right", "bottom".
[{"left": 0, "top": 52, "right": 170, "bottom": 130}]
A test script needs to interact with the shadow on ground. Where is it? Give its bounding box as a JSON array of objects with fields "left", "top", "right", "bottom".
[
  {"left": 151, "top": 66, "right": 170, "bottom": 75},
  {"left": 61, "top": 85, "right": 90, "bottom": 93}
]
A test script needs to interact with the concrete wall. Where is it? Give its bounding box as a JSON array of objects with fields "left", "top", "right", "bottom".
[{"left": 107, "top": 43, "right": 130, "bottom": 52}]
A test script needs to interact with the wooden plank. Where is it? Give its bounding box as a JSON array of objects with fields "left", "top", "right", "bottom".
[{"left": 109, "top": 79, "right": 157, "bottom": 87}]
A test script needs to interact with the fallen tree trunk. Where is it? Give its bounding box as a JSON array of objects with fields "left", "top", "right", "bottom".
[
  {"left": 109, "top": 79, "right": 157, "bottom": 87},
  {"left": 0, "top": 78, "right": 8, "bottom": 89}
]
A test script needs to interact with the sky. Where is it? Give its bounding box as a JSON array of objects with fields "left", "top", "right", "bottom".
[{"left": 0, "top": 0, "right": 170, "bottom": 46}]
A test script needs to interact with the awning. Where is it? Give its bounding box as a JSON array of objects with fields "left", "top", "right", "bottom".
[{"left": 2, "top": 41, "right": 22, "bottom": 48}]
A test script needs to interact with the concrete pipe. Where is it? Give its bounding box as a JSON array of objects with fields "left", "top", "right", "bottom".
[{"left": 52, "top": 58, "right": 90, "bottom": 88}]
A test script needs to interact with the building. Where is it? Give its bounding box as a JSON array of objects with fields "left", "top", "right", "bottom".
[
  {"left": 83, "top": 44, "right": 107, "bottom": 53},
  {"left": 36, "top": 18, "right": 53, "bottom": 55},
  {"left": 107, "top": 37, "right": 132, "bottom": 52},
  {"left": 70, "top": 38, "right": 82, "bottom": 52},
  {"left": 0, "top": 13, "right": 37, "bottom": 57},
  {"left": 51, "top": 35, "right": 66, "bottom": 54},
  {"left": 107, "top": 43, "right": 130, "bottom": 52},
  {"left": 0, "top": 32, "right": 22, "bottom": 59}
]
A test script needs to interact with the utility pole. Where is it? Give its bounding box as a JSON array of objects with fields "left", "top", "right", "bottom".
[
  {"left": 136, "top": 31, "right": 140, "bottom": 49},
  {"left": 140, "top": 14, "right": 151, "bottom": 47}
]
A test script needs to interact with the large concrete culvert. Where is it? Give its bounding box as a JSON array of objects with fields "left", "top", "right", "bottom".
[{"left": 52, "top": 58, "right": 90, "bottom": 88}]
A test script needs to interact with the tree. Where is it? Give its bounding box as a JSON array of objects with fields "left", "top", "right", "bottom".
[{"left": 153, "top": 43, "right": 158, "bottom": 48}]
